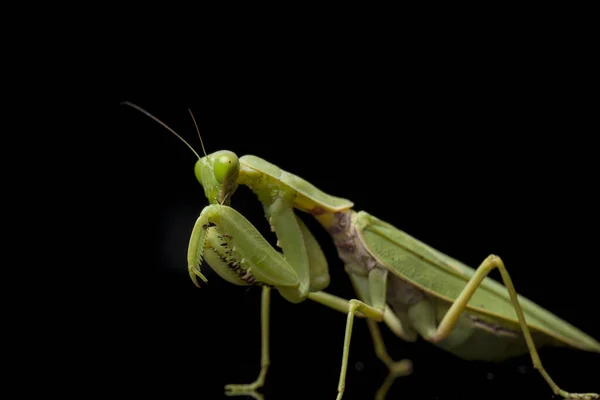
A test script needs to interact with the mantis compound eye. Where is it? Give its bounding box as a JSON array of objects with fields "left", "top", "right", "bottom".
[{"left": 214, "top": 151, "right": 240, "bottom": 184}]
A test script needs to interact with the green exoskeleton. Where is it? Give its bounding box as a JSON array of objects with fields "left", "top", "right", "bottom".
[{"left": 124, "top": 102, "right": 599, "bottom": 400}]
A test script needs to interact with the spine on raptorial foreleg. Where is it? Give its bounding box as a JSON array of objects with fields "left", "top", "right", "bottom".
[{"left": 203, "top": 227, "right": 262, "bottom": 286}]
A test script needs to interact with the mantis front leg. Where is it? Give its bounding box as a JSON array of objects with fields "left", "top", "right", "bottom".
[{"left": 188, "top": 202, "right": 331, "bottom": 395}]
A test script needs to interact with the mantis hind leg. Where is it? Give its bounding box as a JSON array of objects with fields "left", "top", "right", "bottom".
[
  {"left": 225, "top": 286, "right": 271, "bottom": 397},
  {"left": 414, "top": 255, "right": 598, "bottom": 400}
]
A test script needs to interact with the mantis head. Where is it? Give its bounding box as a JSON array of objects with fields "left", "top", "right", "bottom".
[
  {"left": 120, "top": 102, "right": 241, "bottom": 206},
  {"left": 195, "top": 150, "right": 240, "bottom": 205}
]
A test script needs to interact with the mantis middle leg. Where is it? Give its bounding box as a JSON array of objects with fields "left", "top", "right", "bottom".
[
  {"left": 308, "top": 290, "right": 415, "bottom": 375},
  {"left": 225, "top": 286, "right": 271, "bottom": 396},
  {"left": 349, "top": 273, "right": 415, "bottom": 400},
  {"left": 309, "top": 268, "right": 408, "bottom": 400}
]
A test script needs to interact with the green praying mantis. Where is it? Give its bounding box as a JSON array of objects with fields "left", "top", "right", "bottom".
[{"left": 124, "top": 102, "right": 600, "bottom": 400}]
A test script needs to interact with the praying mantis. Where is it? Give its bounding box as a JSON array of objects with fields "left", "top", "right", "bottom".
[{"left": 124, "top": 102, "right": 599, "bottom": 400}]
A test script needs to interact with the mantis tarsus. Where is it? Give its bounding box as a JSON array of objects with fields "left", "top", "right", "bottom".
[{"left": 125, "top": 102, "right": 600, "bottom": 400}]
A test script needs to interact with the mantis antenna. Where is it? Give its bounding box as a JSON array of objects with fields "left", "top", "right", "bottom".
[
  {"left": 188, "top": 108, "right": 208, "bottom": 157},
  {"left": 121, "top": 101, "right": 201, "bottom": 159}
]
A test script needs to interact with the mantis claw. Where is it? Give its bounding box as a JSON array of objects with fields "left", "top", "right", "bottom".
[{"left": 189, "top": 265, "right": 208, "bottom": 288}]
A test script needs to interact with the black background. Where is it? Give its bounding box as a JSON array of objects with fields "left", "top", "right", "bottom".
[{"left": 116, "top": 54, "right": 599, "bottom": 400}]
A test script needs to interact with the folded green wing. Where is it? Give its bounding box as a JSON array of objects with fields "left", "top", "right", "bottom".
[{"left": 356, "top": 211, "right": 600, "bottom": 353}]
